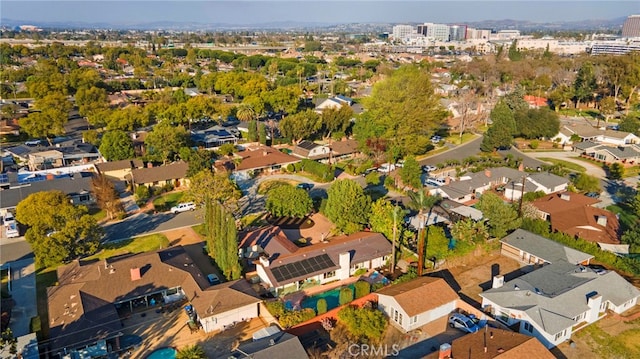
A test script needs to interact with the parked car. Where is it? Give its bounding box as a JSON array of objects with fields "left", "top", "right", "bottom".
[
  {"left": 296, "top": 183, "right": 314, "bottom": 191},
  {"left": 377, "top": 163, "right": 397, "bottom": 173},
  {"left": 425, "top": 177, "right": 446, "bottom": 187},
  {"left": 207, "top": 273, "right": 221, "bottom": 285},
  {"left": 422, "top": 165, "right": 437, "bottom": 173},
  {"left": 5, "top": 222, "right": 19, "bottom": 238},
  {"left": 448, "top": 313, "right": 480, "bottom": 333},
  {"left": 170, "top": 202, "right": 196, "bottom": 214},
  {"left": 585, "top": 192, "right": 600, "bottom": 198},
  {"left": 589, "top": 264, "right": 607, "bottom": 275},
  {"left": 3, "top": 212, "right": 15, "bottom": 225},
  {"left": 396, "top": 160, "right": 405, "bottom": 168},
  {"left": 431, "top": 135, "right": 443, "bottom": 144}
]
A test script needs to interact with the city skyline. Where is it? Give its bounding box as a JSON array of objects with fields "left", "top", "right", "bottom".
[{"left": 2, "top": 1, "right": 638, "bottom": 28}]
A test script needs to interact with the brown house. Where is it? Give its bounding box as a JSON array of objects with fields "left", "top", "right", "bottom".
[
  {"left": 47, "top": 246, "right": 260, "bottom": 357},
  {"left": 95, "top": 159, "right": 144, "bottom": 181},
  {"left": 126, "top": 161, "right": 189, "bottom": 189},
  {"left": 425, "top": 327, "right": 555, "bottom": 359},
  {"left": 222, "top": 146, "right": 300, "bottom": 179},
  {"left": 532, "top": 192, "right": 626, "bottom": 253}
]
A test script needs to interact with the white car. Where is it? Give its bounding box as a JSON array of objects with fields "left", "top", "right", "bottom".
[
  {"left": 170, "top": 202, "right": 196, "bottom": 214},
  {"left": 422, "top": 165, "right": 437, "bottom": 173},
  {"left": 425, "top": 177, "right": 446, "bottom": 187},
  {"left": 5, "top": 222, "right": 19, "bottom": 238},
  {"left": 377, "top": 163, "right": 397, "bottom": 173},
  {"left": 3, "top": 212, "right": 15, "bottom": 225},
  {"left": 431, "top": 136, "right": 443, "bottom": 144}
]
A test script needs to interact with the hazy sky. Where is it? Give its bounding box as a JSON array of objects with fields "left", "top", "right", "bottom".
[{"left": 2, "top": 1, "right": 639, "bottom": 25}]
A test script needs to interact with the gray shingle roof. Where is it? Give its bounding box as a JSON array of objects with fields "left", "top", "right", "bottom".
[
  {"left": 501, "top": 229, "right": 593, "bottom": 264},
  {"left": 574, "top": 141, "right": 601, "bottom": 151},
  {"left": 0, "top": 172, "right": 94, "bottom": 210},
  {"left": 235, "top": 332, "right": 309, "bottom": 359},
  {"left": 481, "top": 260, "right": 640, "bottom": 335},
  {"left": 597, "top": 146, "right": 640, "bottom": 160},
  {"left": 528, "top": 172, "right": 568, "bottom": 190}
]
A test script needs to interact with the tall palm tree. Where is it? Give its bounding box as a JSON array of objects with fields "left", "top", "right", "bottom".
[
  {"left": 236, "top": 104, "right": 255, "bottom": 123},
  {"left": 407, "top": 189, "right": 441, "bottom": 276}
]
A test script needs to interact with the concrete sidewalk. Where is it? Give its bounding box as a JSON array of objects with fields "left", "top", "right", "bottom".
[{"left": 7, "top": 258, "right": 37, "bottom": 337}]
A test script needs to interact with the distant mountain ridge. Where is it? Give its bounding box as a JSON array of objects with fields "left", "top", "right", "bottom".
[{"left": 0, "top": 16, "right": 628, "bottom": 32}]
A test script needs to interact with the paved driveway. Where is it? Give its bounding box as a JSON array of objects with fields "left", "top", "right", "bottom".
[{"left": 5, "top": 258, "right": 37, "bottom": 337}]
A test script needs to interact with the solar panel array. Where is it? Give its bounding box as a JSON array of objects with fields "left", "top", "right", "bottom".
[{"left": 271, "top": 253, "right": 336, "bottom": 283}]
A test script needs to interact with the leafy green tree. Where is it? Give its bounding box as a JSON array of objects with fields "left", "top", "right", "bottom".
[
  {"left": 368, "top": 199, "right": 406, "bottom": 246},
  {"left": 247, "top": 120, "right": 258, "bottom": 142},
  {"left": 476, "top": 192, "right": 521, "bottom": 238},
  {"left": 573, "top": 61, "right": 597, "bottom": 108},
  {"left": 339, "top": 287, "right": 354, "bottom": 305},
  {"left": 266, "top": 184, "right": 313, "bottom": 218},
  {"left": 515, "top": 108, "right": 560, "bottom": 139},
  {"left": 324, "top": 179, "right": 371, "bottom": 234},
  {"left": 279, "top": 109, "right": 322, "bottom": 143},
  {"left": 176, "top": 345, "right": 206, "bottom": 359},
  {"left": 21, "top": 93, "right": 72, "bottom": 144},
  {"left": 508, "top": 40, "right": 523, "bottom": 61},
  {"left": 186, "top": 170, "right": 241, "bottom": 211},
  {"left": 236, "top": 103, "right": 255, "bottom": 122},
  {"left": 608, "top": 163, "right": 625, "bottom": 180},
  {"left": 354, "top": 281, "right": 371, "bottom": 299},
  {"left": 144, "top": 121, "right": 189, "bottom": 163},
  {"left": 481, "top": 101, "right": 517, "bottom": 152},
  {"left": 355, "top": 65, "right": 449, "bottom": 155},
  {"left": 572, "top": 173, "right": 601, "bottom": 193},
  {"left": 316, "top": 298, "right": 328, "bottom": 315},
  {"left": 600, "top": 96, "right": 617, "bottom": 123},
  {"left": 91, "top": 174, "right": 124, "bottom": 220},
  {"left": 451, "top": 218, "right": 489, "bottom": 242},
  {"left": 261, "top": 85, "right": 302, "bottom": 115},
  {"left": 76, "top": 86, "right": 109, "bottom": 128},
  {"left": 99, "top": 130, "right": 134, "bottom": 161},
  {"left": 16, "top": 191, "right": 103, "bottom": 267},
  {"left": 106, "top": 106, "right": 151, "bottom": 131},
  {"left": 399, "top": 156, "right": 422, "bottom": 189},
  {"left": 365, "top": 171, "right": 380, "bottom": 186},
  {"left": 180, "top": 148, "right": 215, "bottom": 177},
  {"left": 321, "top": 105, "right": 353, "bottom": 139},
  {"left": 618, "top": 115, "right": 640, "bottom": 136},
  {"left": 337, "top": 306, "right": 388, "bottom": 341},
  {"left": 502, "top": 86, "right": 529, "bottom": 114},
  {"left": 258, "top": 122, "right": 267, "bottom": 145}
]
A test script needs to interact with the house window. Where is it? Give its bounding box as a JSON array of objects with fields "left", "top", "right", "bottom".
[
  {"left": 554, "top": 329, "right": 566, "bottom": 341},
  {"left": 410, "top": 316, "right": 418, "bottom": 325},
  {"left": 573, "top": 312, "right": 586, "bottom": 322},
  {"left": 600, "top": 302, "right": 608, "bottom": 312},
  {"left": 323, "top": 271, "right": 336, "bottom": 279},
  {"left": 78, "top": 194, "right": 90, "bottom": 202},
  {"left": 523, "top": 322, "right": 533, "bottom": 332},
  {"left": 392, "top": 309, "right": 403, "bottom": 325},
  {"left": 351, "top": 262, "right": 364, "bottom": 270}
]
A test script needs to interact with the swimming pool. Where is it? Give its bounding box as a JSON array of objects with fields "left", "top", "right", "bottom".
[
  {"left": 145, "top": 347, "right": 177, "bottom": 359},
  {"left": 301, "top": 284, "right": 355, "bottom": 312}
]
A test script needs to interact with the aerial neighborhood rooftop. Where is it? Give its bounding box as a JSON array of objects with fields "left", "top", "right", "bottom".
[{"left": 1, "top": 8, "right": 640, "bottom": 359}]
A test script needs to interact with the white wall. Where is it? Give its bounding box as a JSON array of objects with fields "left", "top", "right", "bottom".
[
  {"left": 610, "top": 297, "right": 638, "bottom": 314},
  {"left": 199, "top": 303, "right": 258, "bottom": 333},
  {"left": 378, "top": 295, "right": 456, "bottom": 332}
]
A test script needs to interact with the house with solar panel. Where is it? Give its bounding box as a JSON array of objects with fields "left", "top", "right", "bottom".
[
  {"left": 242, "top": 228, "right": 392, "bottom": 295},
  {"left": 190, "top": 125, "right": 239, "bottom": 149}
]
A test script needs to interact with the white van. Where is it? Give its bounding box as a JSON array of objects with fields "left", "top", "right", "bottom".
[{"left": 170, "top": 202, "right": 196, "bottom": 214}]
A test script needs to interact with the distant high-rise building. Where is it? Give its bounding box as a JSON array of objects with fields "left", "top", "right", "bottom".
[
  {"left": 622, "top": 15, "right": 640, "bottom": 38},
  {"left": 418, "top": 22, "right": 450, "bottom": 41},
  {"left": 391, "top": 25, "right": 416, "bottom": 41},
  {"left": 449, "top": 25, "right": 467, "bottom": 41}
]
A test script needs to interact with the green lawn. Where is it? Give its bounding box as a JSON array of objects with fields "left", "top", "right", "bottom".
[
  {"left": 192, "top": 224, "right": 206, "bottom": 237},
  {"left": 152, "top": 191, "right": 185, "bottom": 212},
  {"left": 538, "top": 157, "right": 587, "bottom": 172},
  {"left": 574, "top": 317, "right": 640, "bottom": 359},
  {"left": 85, "top": 233, "right": 170, "bottom": 261},
  {"left": 35, "top": 267, "right": 58, "bottom": 340},
  {"left": 88, "top": 207, "right": 107, "bottom": 222},
  {"left": 624, "top": 166, "right": 640, "bottom": 178},
  {"left": 257, "top": 180, "right": 297, "bottom": 195},
  {"left": 445, "top": 132, "right": 478, "bottom": 145}
]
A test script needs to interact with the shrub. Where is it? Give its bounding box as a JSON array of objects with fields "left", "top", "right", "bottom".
[
  {"left": 529, "top": 139, "right": 539, "bottom": 149},
  {"left": 317, "top": 298, "right": 328, "bottom": 315},
  {"left": 383, "top": 176, "right": 395, "bottom": 189},
  {"left": 30, "top": 316, "right": 41, "bottom": 333},
  {"left": 264, "top": 300, "right": 285, "bottom": 318},
  {"left": 287, "top": 163, "right": 295, "bottom": 172},
  {"left": 279, "top": 308, "right": 316, "bottom": 328},
  {"left": 353, "top": 268, "right": 367, "bottom": 276},
  {"left": 339, "top": 287, "right": 354, "bottom": 306},
  {"left": 337, "top": 305, "right": 388, "bottom": 341},
  {"left": 135, "top": 185, "right": 150, "bottom": 201},
  {"left": 300, "top": 159, "right": 334, "bottom": 182},
  {"left": 354, "top": 281, "right": 371, "bottom": 299},
  {"left": 365, "top": 171, "right": 381, "bottom": 186}
]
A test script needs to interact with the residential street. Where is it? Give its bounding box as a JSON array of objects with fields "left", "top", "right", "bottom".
[{"left": 3, "top": 258, "right": 37, "bottom": 337}]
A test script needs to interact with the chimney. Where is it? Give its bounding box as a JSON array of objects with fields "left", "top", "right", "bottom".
[
  {"left": 596, "top": 215, "right": 607, "bottom": 227},
  {"left": 438, "top": 343, "right": 452, "bottom": 359},
  {"left": 130, "top": 267, "right": 141, "bottom": 281},
  {"left": 147, "top": 162, "right": 153, "bottom": 168},
  {"left": 484, "top": 169, "right": 491, "bottom": 178},
  {"left": 263, "top": 150, "right": 268, "bottom": 156},
  {"left": 492, "top": 275, "right": 504, "bottom": 289},
  {"left": 269, "top": 339, "right": 275, "bottom": 346},
  {"left": 518, "top": 162, "right": 524, "bottom": 171},
  {"left": 445, "top": 176, "right": 451, "bottom": 185},
  {"left": 259, "top": 255, "right": 270, "bottom": 268},
  {"left": 560, "top": 192, "right": 571, "bottom": 201}
]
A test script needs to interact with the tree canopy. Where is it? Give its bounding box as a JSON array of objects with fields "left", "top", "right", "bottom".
[
  {"left": 481, "top": 101, "right": 517, "bottom": 152},
  {"left": 323, "top": 179, "right": 371, "bottom": 234},
  {"left": 21, "top": 93, "right": 72, "bottom": 143},
  {"left": 355, "top": 65, "right": 448, "bottom": 156},
  {"left": 476, "top": 192, "right": 521, "bottom": 238},
  {"left": 16, "top": 191, "right": 103, "bottom": 267},
  {"left": 265, "top": 184, "right": 313, "bottom": 218},
  {"left": 144, "top": 121, "right": 189, "bottom": 163},
  {"left": 99, "top": 130, "right": 134, "bottom": 161},
  {"left": 515, "top": 108, "right": 560, "bottom": 139},
  {"left": 399, "top": 155, "right": 422, "bottom": 189},
  {"left": 279, "top": 109, "right": 321, "bottom": 143}
]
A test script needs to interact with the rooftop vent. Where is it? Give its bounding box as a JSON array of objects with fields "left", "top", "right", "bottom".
[
  {"left": 596, "top": 215, "right": 607, "bottom": 227},
  {"left": 514, "top": 284, "right": 520, "bottom": 291},
  {"left": 560, "top": 192, "right": 571, "bottom": 201}
]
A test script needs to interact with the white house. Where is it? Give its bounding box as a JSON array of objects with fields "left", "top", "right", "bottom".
[
  {"left": 292, "top": 140, "right": 331, "bottom": 160},
  {"left": 504, "top": 172, "right": 569, "bottom": 201},
  {"left": 377, "top": 277, "right": 460, "bottom": 332},
  {"left": 247, "top": 230, "right": 392, "bottom": 295},
  {"left": 480, "top": 229, "right": 640, "bottom": 348}
]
